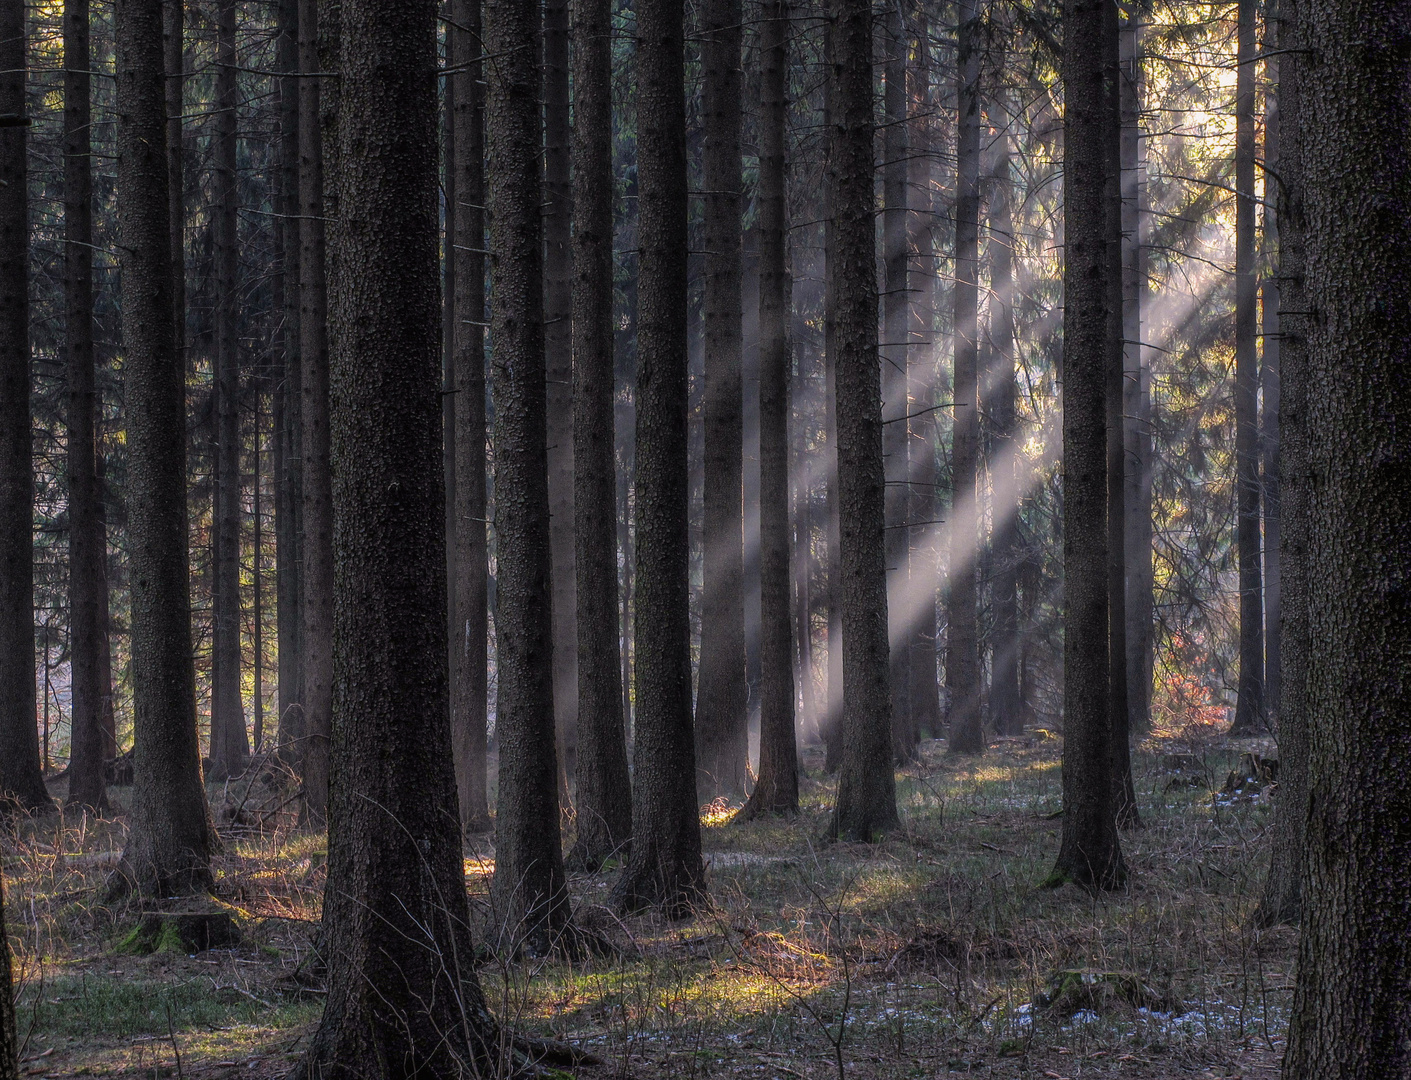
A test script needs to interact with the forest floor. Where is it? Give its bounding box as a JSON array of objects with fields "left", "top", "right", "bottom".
[{"left": 3, "top": 723, "right": 1291, "bottom": 1080}]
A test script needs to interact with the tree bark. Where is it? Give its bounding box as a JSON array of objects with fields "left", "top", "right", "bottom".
[
  {"left": 1229, "top": 0, "right": 1265, "bottom": 737},
  {"left": 295, "top": 0, "right": 501, "bottom": 1067},
  {"left": 821, "top": 41, "right": 843, "bottom": 773},
  {"left": 609, "top": 0, "right": 706, "bottom": 913},
  {"left": 486, "top": 0, "right": 573, "bottom": 952},
  {"left": 947, "top": 0, "right": 983, "bottom": 756},
  {"left": 567, "top": 0, "right": 633, "bottom": 869},
  {"left": 741, "top": 0, "right": 797, "bottom": 819},
  {"left": 882, "top": 0, "right": 913, "bottom": 762},
  {"left": 1260, "top": 10, "right": 1281, "bottom": 737},
  {"left": 1, "top": 870, "right": 14, "bottom": 1080},
  {"left": 450, "top": 0, "right": 489, "bottom": 834},
  {"left": 65, "top": 0, "right": 109, "bottom": 813},
  {"left": 695, "top": 0, "right": 748, "bottom": 800},
  {"left": 112, "top": 0, "right": 214, "bottom": 897},
  {"left": 209, "top": 0, "right": 248, "bottom": 781},
  {"left": 1281, "top": 0, "right": 1411, "bottom": 1072},
  {"left": 826, "top": 0, "right": 900, "bottom": 842},
  {"left": 164, "top": 0, "right": 183, "bottom": 390},
  {"left": 300, "top": 0, "right": 333, "bottom": 821},
  {"left": 1048, "top": 0, "right": 1125, "bottom": 892},
  {"left": 0, "top": 0, "right": 48, "bottom": 814}
]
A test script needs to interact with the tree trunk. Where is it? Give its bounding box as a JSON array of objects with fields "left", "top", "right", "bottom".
[
  {"left": 696, "top": 0, "right": 747, "bottom": 800},
  {"left": 209, "top": 0, "right": 248, "bottom": 781},
  {"left": 451, "top": 0, "right": 489, "bottom": 833},
  {"left": 821, "top": 43, "right": 843, "bottom": 774},
  {"left": 442, "top": 13, "right": 457, "bottom": 795},
  {"left": 544, "top": 0, "right": 577, "bottom": 792},
  {"left": 826, "top": 0, "right": 899, "bottom": 842},
  {"left": 882, "top": 0, "right": 912, "bottom": 762},
  {"left": 300, "top": 0, "right": 333, "bottom": 821},
  {"left": 1229, "top": 0, "right": 1265, "bottom": 737},
  {"left": 486, "top": 0, "right": 573, "bottom": 953},
  {"left": 741, "top": 0, "right": 797, "bottom": 819},
  {"left": 947, "top": 0, "right": 983, "bottom": 756},
  {"left": 1048, "top": 0, "right": 1125, "bottom": 892},
  {"left": 567, "top": 0, "right": 633, "bottom": 869},
  {"left": 164, "top": 0, "right": 183, "bottom": 387},
  {"left": 1281, "top": 0, "right": 1411, "bottom": 1072},
  {"left": 609, "top": 0, "right": 706, "bottom": 913},
  {"left": 65, "top": 0, "right": 109, "bottom": 813},
  {"left": 1, "top": 870, "right": 14, "bottom": 1080},
  {"left": 0, "top": 0, "right": 48, "bottom": 814},
  {"left": 1260, "top": 11, "right": 1281, "bottom": 737},
  {"left": 112, "top": 0, "right": 214, "bottom": 897},
  {"left": 1255, "top": 0, "right": 1304, "bottom": 930}
]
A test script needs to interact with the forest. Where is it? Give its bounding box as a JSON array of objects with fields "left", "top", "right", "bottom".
[{"left": 0, "top": 0, "right": 1406, "bottom": 1076}]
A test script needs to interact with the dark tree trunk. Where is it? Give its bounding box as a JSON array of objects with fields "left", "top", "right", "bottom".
[
  {"left": 544, "top": 0, "right": 577, "bottom": 790},
  {"left": 826, "top": 0, "right": 899, "bottom": 842},
  {"left": 882, "top": 0, "right": 912, "bottom": 762},
  {"left": 1, "top": 870, "right": 13, "bottom": 1080},
  {"left": 1229, "top": 0, "right": 1265, "bottom": 737},
  {"left": 113, "top": 0, "right": 214, "bottom": 897},
  {"left": 442, "top": 12, "right": 457, "bottom": 793},
  {"left": 0, "top": 0, "right": 48, "bottom": 814},
  {"left": 741, "top": 0, "right": 797, "bottom": 819},
  {"left": 296, "top": 0, "right": 500, "bottom": 1068},
  {"left": 987, "top": 130, "right": 1022, "bottom": 737},
  {"left": 275, "top": 0, "right": 303, "bottom": 764},
  {"left": 210, "top": 0, "right": 248, "bottom": 780},
  {"left": 486, "top": 0, "right": 572, "bottom": 952},
  {"left": 695, "top": 0, "right": 747, "bottom": 800},
  {"left": 1255, "top": 0, "right": 1304, "bottom": 930},
  {"left": 821, "top": 48, "right": 843, "bottom": 773},
  {"left": 300, "top": 0, "right": 333, "bottom": 821},
  {"left": 450, "top": 0, "right": 489, "bottom": 833},
  {"left": 65, "top": 0, "right": 110, "bottom": 813},
  {"left": 1282, "top": 0, "right": 1411, "bottom": 1071},
  {"left": 567, "top": 0, "right": 633, "bottom": 869},
  {"left": 164, "top": 0, "right": 183, "bottom": 380},
  {"left": 609, "top": 0, "right": 706, "bottom": 914},
  {"left": 947, "top": 0, "right": 983, "bottom": 756},
  {"left": 1048, "top": 0, "right": 1125, "bottom": 892},
  {"left": 1260, "top": 10, "right": 1281, "bottom": 735}
]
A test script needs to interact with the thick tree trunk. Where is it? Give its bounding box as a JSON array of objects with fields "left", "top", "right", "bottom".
[
  {"left": 65, "top": 0, "right": 109, "bottom": 813},
  {"left": 609, "top": 0, "right": 706, "bottom": 913},
  {"left": 486, "top": 0, "right": 572, "bottom": 952},
  {"left": 209, "top": 0, "right": 248, "bottom": 780},
  {"left": 1255, "top": 0, "right": 1304, "bottom": 930},
  {"left": 299, "top": 0, "right": 333, "bottom": 821},
  {"left": 451, "top": 0, "right": 490, "bottom": 833},
  {"left": 544, "top": 0, "right": 577, "bottom": 792},
  {"left": 0, "top": 0, "right": 48, "bottom": 814},
  {"left": 1229, "top": 0, "right": 1265, "bottom": 737},
  {"left": 113, "top": 0, "right": 214, "bottom": 897},
  {"left": 442, "top": 19, "right": 457, "bottom": 793},
  {"left": 882, "top": 0, "right": 912, "bottom": 762},
  {"left": 826, "top": 0, "right": 899, "bottom": 842},
  {"left": 164, "top": 0, "right": 183, "bottom": 383},
  {"left": 695, "top": 0, "right": 747, "bottom": 800},
  {"left": 741, "top": 0, "right": 797, "bottom": 819},
  {"left": 1281, "top": 1, "right": 1411, "bottom": 1072},
  {"left": 1049, "top": 0, "right": 1125, "bottom": 892},
  {"left": 947, "top": 0, "right": 983, "bottom": 756},
  {"left": 294, "top": 3, "right": 500, "bottom": 1071},
  {"left": 567, "top": 0, "right": 633, "bottom": 869}
]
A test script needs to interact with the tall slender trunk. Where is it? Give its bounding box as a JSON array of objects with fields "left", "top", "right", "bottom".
[
  {"left": 442, "top": 13, "right": 457, "bottom": 785},
  {"left": 947, "top": 0, "right": 983, "bottom": 756},
  {"left": 210, "top": 0, "right": 248, "bottom": 780},
  {"left": 1, "top": 871, "right": 14, "bottom": 1077},
  {"left": 609, "top": 0, "right": 706, "bottom": 913},
  {"left": 882, "top": 0, "right": 912, "bottom": 762},
  {"left": 1260, "top": 21, "right": 1281, "bottom": 735},
  {"left": 567, "top": 0, "right": 633, "bottom": 868},
  {"left": 793, "top": 335, "right": 818, "bottom": 742},
  {"left": 165, "top": 0, "right": 183, "bottom": 378},
  {"left": 544, "top": 0, "right": 577, "bottom": 789},
  {"left": 742, "top": 0, "right": 797, "bottom": 818},
  {"left": 821, "top": 52, "right": 844, "bottom": 773},
  {"left": 1229, "top": 0, "right": 1265, "bottom": 736},
  {"left": 827, "top": 0, "right": 899, "bottom": 841},
  {"left": 1049, "top": 0, "right": 1125, "bottom": 892},
  {"left": 252, "top": 412, "right": 264, "bottom": 753},
  {"left": 451, "top": 0, "right": 489, "bottom": 833},
  {"left": 65, "top": 0, "right": 109, "bottom": 813},
  {"left": 112, "top": 0, "right": 213, "bottom": 897},
  {"left": 696, "top": 0, "right": 747, "bottom": 799},
  {"left": 300, "top": 0, "right": 334, "bottom": 821}
]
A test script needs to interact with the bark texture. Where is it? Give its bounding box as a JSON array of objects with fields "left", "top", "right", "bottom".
[
  {"left": 113, "top": 0, "right": 214, "bottom": 896},
  {"left": 295, "top": 0, "right": 500, "bottom": 1072},
  {"left": 1, "top": 870, "right": 14, "bottom": 1080},
  {"left": 609, "top": 0, "right": 706, "bottom": 913}
]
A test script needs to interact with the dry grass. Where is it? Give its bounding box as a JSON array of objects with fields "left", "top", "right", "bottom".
[{"left": 3, "top": 727, "right": 1291, "bottom": 1079}]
